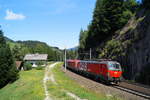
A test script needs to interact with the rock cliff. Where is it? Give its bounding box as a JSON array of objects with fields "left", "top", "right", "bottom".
[{"left": 100, "top": 9, "right": 150, "bottom": 85}]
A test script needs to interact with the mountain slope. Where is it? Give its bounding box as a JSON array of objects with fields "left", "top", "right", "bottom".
[
  {"left": 99, "top": 9, "right": 150, "bottom": 85},
  {"left": 4, "top": 37, "right": 14, "bottom": 42},
  {"left": 5, "top": 38, "right": 63, "bottom": 61}
]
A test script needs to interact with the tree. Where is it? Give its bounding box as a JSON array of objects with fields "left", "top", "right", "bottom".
[
  {"left": 12, "top": 45, "right": 24, "bottom": 60},
  {"left": 124, "top": 0, "right": 139, "bottom": 13},
  {"left": 86, "top": 0, "right": 132, "bottom": 49},
  {"left": 142, "top": 0, "right": 150, "bottom": 9},
  {"left": 67, "top": 50, "right": 78, "bottom": 59},
  {"left": 78, "top": 29, "right": 89, "bottom": 59},
  {"left": 78, "top": 0, "right": 138, "bottom": 59},
  {"left": 16, "top": 40, "right": 63, "bottom": 61},
  {"left": 79, "top": 29, "right": 88, "bottom": 51},
  {"left": 0, "top": 29, "right": 18, "bottom": 88}
]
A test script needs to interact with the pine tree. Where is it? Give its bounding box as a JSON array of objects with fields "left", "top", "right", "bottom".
[
  {"left": 142, "top": 0, "right": 150, "bottom": 9},
  {"left": 84, "top": 0, "right": 137, "bottom": 49},
  {"left": 78, "top": 0, "right": 138, "bottom": 59},
  {"left": 0, "top": 29, "right": 18, "bottom": 88},
  {"left": 79, "top": 29, "right": 88, "bottom": 51},
  {"left": 124, "top": 0, "right": 138, "bottom": 13}
]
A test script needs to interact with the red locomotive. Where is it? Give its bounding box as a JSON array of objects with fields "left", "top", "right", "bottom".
[{"left": 66, "top": 59, "right": 123, "bottom": 84}]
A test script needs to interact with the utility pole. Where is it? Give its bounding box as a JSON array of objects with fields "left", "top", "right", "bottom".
[
  {"left": 64, "top": 48, "right": 67, "bottom": 72},
  {"left": 90, "top": 48, "right": 92, "bottom": 60}
]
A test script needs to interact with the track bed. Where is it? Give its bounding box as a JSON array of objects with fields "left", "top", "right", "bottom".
[{"left": 62, "top": 67, "right": 149, "bottom": 100}]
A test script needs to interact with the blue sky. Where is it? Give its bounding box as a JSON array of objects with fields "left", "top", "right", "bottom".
[
  {"left": 0, "top": 0, "right": 96, "bottom": 49},
  {"left": 0, "top": 0, "right": 141, "bottom": 49}
]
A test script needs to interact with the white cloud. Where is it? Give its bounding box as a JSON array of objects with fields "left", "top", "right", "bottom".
[{"left": 5, "top": 9, "right": 26, "bottom": 20}]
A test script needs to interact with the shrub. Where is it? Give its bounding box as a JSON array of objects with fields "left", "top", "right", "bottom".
[
  {"left": 23, "top": 63, "right": 32, "bottom": 70},
  {"left": 35, "top": 66, "right": 44, "bottom": 70},
  {"left": 36, "top": 61, "right": 45, "bottom": 66},
  {"left": 99, "top": 39, "right": 124, "bottom": 59}
]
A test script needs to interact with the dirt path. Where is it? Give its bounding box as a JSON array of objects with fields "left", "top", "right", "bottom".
[
  {"left": 66, "top": 91, "right": 88, "bottom": 100},
  {"left": 43, "top": 62, "right": 87, "bottom": 100},
  {"left": 43, "top": 63, "right": 58, "bottom": 100}
]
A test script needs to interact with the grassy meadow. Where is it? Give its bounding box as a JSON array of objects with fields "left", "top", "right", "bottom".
[
  {"left": 0, "top": 69, "right": 45, "bottom": 100},
  {"left": 0, "top": 62, "right": 121, "bottom": 100},
  {"left": 47, "top": 62, "right": 111, "bottom": 100}
]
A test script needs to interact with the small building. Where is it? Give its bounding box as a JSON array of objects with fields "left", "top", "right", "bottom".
[
  {"left": 15, "top": 61, "right": 22, "bottom": 70},
  {"left": 24, "top": 54, "right": 48, "bottom": 67}
]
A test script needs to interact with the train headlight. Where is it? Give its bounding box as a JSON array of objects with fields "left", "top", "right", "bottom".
[{"left": 114, "top": 72, "right": 118, "bottom": 74}]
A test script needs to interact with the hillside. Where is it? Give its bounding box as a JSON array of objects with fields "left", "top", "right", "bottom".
[
  {"left": 77, "top": 0, "right": 150, "bottom": 85},
  {"left": 4, "top": 37, "right": 14, "bottom": 42},
  {"left": 5, "top": 37, "right": 63, "bottom": 61},
  {"left": 99, "top": 9, "right": 150, "bottom": 85}
]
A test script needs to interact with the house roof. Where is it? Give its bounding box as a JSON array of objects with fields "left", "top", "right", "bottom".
[
  {"left": 24, "top": 54, "right": 48, "bottom": 61},
  {"left": 15, "top": 61, "right": 22, "bottom": 69}
]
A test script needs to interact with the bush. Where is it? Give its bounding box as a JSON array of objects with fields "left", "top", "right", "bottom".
[
  {"left": 99, "top": 39, "right": 124, "bottom": 59},
  {"left": 36, "top": 61, "right": 45, "bottom": 66},
  {"left": 35, "top": 66, "right": 44, "bottom": 70},
  {"left": 8, "top": 66, "right": 19, "bottom": 83},
  {"left": 23, "top": 63, "right": 32, "bottom": 70}
]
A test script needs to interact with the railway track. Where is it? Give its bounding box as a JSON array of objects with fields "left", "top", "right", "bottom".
[
  {"left": 62, "top": 67, "right": 150, "bottom": 100},
  {"left": 113, "top": 85, "right": 150, "bottom": 99},
  {"left": 116, "top": 81, "right": 150, "bottom": 99}
]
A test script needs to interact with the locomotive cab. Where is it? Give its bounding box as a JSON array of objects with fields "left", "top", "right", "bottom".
[
  {"left": 108, "top": 62, "right": 122, "bottom": 71},
  {"left": 107, "top": 61, "right": 122, "bottom": 84}
]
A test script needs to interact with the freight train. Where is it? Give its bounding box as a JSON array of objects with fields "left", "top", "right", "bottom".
[{"left": 66, "top": 59, "right": 123, "bottom": 84}]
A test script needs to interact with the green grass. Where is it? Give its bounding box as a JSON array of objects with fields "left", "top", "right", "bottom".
[
  {"left": 47, "top": 61, "right": 55, "bottom": 65},
  {"left": 0, "top": 63, "right": 122, "bottom": 100},
  {"left": 47, "top": 63, "right": 120, "bottom": 100},
  {"left": 0, "top": 69, "right": 45, "bottom": 100}
]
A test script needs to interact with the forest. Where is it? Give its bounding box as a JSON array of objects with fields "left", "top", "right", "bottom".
[
  {"left": 79, "top": 0, "right": 139, "bottom": 57},
  {"left": 9, "top": 40, "right": 63, "bottom": 61},
  {"left": 6, "top": 37, "right": 77, "bottom": 61},
  {"left": 78, "top": 0, "right": 150, "bottom": 85}
]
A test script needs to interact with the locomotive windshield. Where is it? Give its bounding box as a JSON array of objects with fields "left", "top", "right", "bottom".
[{"left": 108, "top": 62, "right": 122, "bottom": 71}]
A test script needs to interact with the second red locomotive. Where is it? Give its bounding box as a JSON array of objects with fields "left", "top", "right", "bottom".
[{"left": 66, "top": 59, "right": 122, "bottom": 84}]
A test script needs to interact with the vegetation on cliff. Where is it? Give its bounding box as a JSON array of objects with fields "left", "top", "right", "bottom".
[
  {"left": 78, "top": 0, "right": 150, "bottom": 85},
  {"left": 78, "top": 0, "right": 138, "bottom": 54}
]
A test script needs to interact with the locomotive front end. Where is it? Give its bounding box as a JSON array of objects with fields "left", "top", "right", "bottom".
[{"left": 107, "top": 61, "right": 122, "bottom": 84}]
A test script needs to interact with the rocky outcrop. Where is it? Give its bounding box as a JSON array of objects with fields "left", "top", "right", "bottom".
[
  {"left": 119, "top": 9, "right": 150, "bottom": 79},
  {"left": 100, "top": 9, "right": 150, "bottom": 84}
]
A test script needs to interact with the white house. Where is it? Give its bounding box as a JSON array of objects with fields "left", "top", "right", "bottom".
[{"left": 24, "top": 54, "right": 48, "bottom": 67}]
